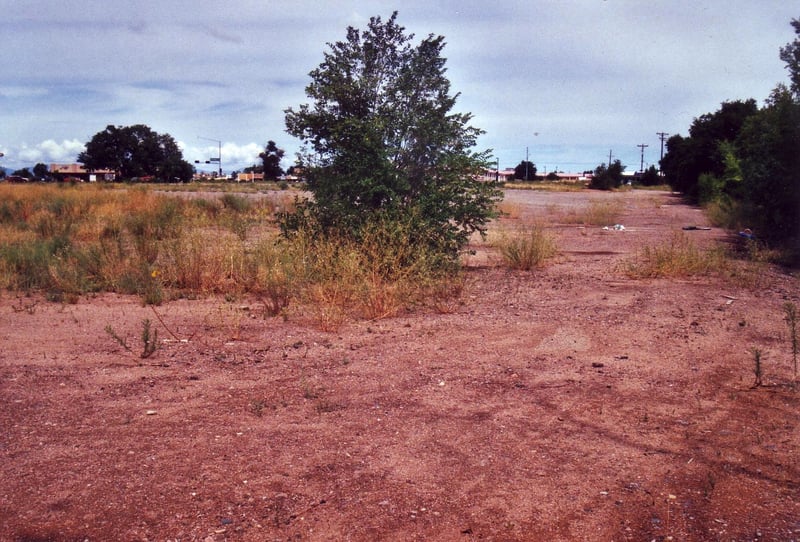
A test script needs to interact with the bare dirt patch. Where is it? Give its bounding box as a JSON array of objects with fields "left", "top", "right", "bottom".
[{"left": 1, "top": 189, "right": 798, "bottom": 541}]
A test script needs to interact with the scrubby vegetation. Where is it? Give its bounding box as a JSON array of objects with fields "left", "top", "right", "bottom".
[
  {"left": 661, "top": 18, "right": 800, "bottom": 261},
  {"left": 0, "top": 184, "right": 459, "bottom": 328}
]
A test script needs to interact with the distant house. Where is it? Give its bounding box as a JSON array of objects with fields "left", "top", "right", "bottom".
[
  {"left": 237, "top": 172, "right": 264, "bottom": 183},
  {"left": 550, "top": 172, "right": 591, "bottom": 182},
  {"left": 480, "top": 168, "right": 516, "bottom": 182},
  {"left": 50, "top": 163, "right": 116, "bottom": 182}
]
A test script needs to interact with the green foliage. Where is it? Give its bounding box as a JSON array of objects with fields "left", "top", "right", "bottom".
[
  {"left": 661, "top": 18, "right": 800, "bottom": 255},
  {"left": 513, "top": 161, "right": 537, "bottom": 181},
  {"left": 12, "top": 168, "right": 33, "bottom": 179},
  {"left": 78, "top": 124, "right": 193, "bottom": 182},
  {"left": 779, "top": 18, "right": 800, "bottom": 98},
  {"left": 283, "top": 11, "right": 501, "bottom": 262},
  {"left": 638, "top": 165, "right": 661, "bottom": 187},
  {"left": 589, "top": 159, "right": 625, "bottom": 190},
  {"left": 735, "top": 86, "right": 800, "bottom": 248},
  {"left": 260, "top": 141, "right": 285, "bottom": 180},
  {"left": 33, "top": 163, "right": 49, "bottom": 179},
  {"left": 661, "top": 100, "right": 758, "bottom": 199}
]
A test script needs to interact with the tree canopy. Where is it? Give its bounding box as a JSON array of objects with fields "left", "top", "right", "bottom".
[
  {"left": 78, "top": 125, "right": 193, "bottom": 182},
  {"left": 660, "top": 99, "right": 758, "bottom": 199},
  {"left": 589, "top": 159, "right": 626, "bottom": 190},
  {"left": 513, "top": 161, "right": 537, "bottom": 181},
  {"left": 660, "top": 17, "right": 800, "bottom": 251},
  {"left": 259, "top": 140, "right": 285, "bottom": 180},
  {"left": 283, "top": 12, "right": 501, "bottom": 258}
]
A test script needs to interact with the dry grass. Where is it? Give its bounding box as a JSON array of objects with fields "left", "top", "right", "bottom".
[
  {"left": 0, "top": 184, "right": 463, "bottom": 328},
  {"left": 558, "top": 199, "right": 624, "bottom": 226},
  {"left": 494, "top": 224, "right": 558, "bottom": 271},
  {"left": 622, "top": 231, "right": 730, "bottom": 279}
]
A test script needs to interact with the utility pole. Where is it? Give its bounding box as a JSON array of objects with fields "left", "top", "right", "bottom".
[
  {"left": 637, "top": 143, "right": 649, "bottom": 173},
  {"left": 656, "top": 132, "right": 669, "bottom": 174},
  {"left": 608, "top": 149, "right": 613, "bottom": 167},
  {"left": 525, "top": 146, "right": 529, "bottom": 180}
]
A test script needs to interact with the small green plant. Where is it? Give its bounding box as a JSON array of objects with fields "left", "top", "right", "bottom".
[
  {"left": 104, "top": 324, "right": 132, "bottom": 352},
  {"left": 140, "top": 318, "right": 159, "bottom": 358},
  {"left": 751, "top": 347, "right": 763, "bottom": 388},
  {"left": 784, "top": 302, "right": 798, "bottom": 386}
]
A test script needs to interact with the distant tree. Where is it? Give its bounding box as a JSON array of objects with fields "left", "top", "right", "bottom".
[
  {"left": 12, "top": 168, "right": 33, "bottom": 179},
  {"left": 78, "top": 124, "right": 193, "bottom": 182},
  {"left": 283, "top": 11, "right": 501, "bottom": 259},
  {"left": 589, "top": 159, "right": 625, "bottom": 190},
  {"left": 735, "top": 84, "right": 800, "bottom": 246},
  {"left": 546, "top": 171, "right": 559, "bottom": 181},
  {"left": 780, "top": 17, "right": 800, "bottom": 98},
  {"left": 259, "top": 140, "right": 285, "bottom": 180},
  {"left": 660, "top": 100, "right": 758, "bottom": 200},
  {"left": 638, "top": 165, "right": 660, "bottom": 186},
  {"left": 33, "top": 163, "right": 49, "bottom": 180},
  {"left": 513, "top": 161, "right": 537, "bottom": 181}
]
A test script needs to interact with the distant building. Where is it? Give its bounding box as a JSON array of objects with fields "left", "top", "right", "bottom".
[
  {"left": 237, "top": 172, "right": 264, "bottom": 182},
  {"left": 480, "top": 168, "right": 516, "bottom": 181},
  {"left": 50, "top": 163, "right": 116, "bottom": 182}
]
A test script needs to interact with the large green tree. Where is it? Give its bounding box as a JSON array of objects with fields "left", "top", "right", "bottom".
[
  {"left": 283, "top": 12, "right": 501, "bottom": 257},
  {"left": 660, "top": 100, "right": 758, "bottom": 199},
  {"left": 735, "top": 85, "right": 800, "bottom": 245},
  {"left": 78, "top": 124, "right": 193, "bottom": 182},
  {"left": 780, "top": 18, "right": 800, "bottom": 98}
]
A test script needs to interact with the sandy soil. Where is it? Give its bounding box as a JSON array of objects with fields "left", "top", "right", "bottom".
[{"left": 1, "top": 189, "right": 798, "bottom": 541}]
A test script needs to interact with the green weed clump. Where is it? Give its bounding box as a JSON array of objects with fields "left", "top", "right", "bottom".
[{"left": 495, "top": 224, "right": 557, "bottom": 270}]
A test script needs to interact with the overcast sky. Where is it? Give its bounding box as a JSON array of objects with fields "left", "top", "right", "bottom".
[{"left": 1, "top": 0, "right": 797, "bottom": 175}]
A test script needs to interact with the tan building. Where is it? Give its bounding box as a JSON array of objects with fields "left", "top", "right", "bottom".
[{"left": 50, "top": 163, "right": 116, "bottom": 182}]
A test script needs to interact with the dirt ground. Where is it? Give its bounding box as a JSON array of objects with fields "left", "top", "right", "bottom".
[{"left": 1, "top": 189, "right": 798, "bottom": 541}]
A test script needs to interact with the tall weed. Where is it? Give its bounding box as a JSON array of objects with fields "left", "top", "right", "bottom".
[
  {"left": 623, "top": 232, "right": 728, "bottom": 278},
  {"left": 495, "top": 224, "right": 557, "bottom": 270},
  {"left": 560, "top": 199, "right": 624, "bottom": 226}
]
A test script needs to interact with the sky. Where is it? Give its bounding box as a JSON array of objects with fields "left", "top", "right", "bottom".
[{"left": 1, "top": 0, "right": 797, "bottom": 176}]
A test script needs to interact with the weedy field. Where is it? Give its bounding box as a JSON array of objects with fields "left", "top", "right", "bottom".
[{"left": 1, "top": 186, "right": 798, "bottom": 541}]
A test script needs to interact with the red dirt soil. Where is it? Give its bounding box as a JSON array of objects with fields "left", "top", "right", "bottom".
[{"left": 1, "top": 189, "right": 798, "bottom": 541}]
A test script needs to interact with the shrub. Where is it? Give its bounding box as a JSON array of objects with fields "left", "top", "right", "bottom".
[
  {"left": 496, "top": 224, "right": 557, "bottom": 270},
  {"left": 623, "top": 232, "right": 728, "bottom": 278}
]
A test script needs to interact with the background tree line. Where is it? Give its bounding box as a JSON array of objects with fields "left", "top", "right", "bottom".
[{"left": 660, "top": 17, "right": 800, "bottom": 254}]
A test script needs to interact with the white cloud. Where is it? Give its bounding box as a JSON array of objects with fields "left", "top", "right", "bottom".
[
  {"left": 180, "top": 141, "right": 267, "bottom": 172},
  {"left": 14, "top": 139, "right": 86, "bottom": 165}
]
